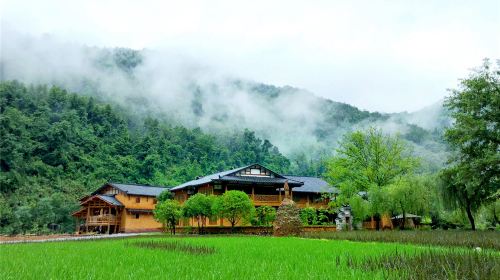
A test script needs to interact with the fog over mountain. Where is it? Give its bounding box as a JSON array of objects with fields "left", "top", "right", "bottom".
[{"left": 1, "top": 29, "right": 450, "bottom": 170}]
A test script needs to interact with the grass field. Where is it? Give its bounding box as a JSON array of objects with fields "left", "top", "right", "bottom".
[{"left": 0, "top": 235, "right": 498, "bottom": 279}]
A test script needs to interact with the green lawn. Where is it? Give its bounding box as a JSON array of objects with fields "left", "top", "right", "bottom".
[
  {"left": 0, "top": 236, "right": 419, "bottom": 279},
  {"left": 0, "top": 236, "right": 497, "bottom": 279}
]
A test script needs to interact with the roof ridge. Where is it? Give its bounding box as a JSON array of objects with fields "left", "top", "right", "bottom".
[{"left": 108, "top": 182, "right": 168, "bottom": 189}]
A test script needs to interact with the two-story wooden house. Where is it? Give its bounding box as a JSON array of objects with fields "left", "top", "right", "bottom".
[
  {"left": 73, "top": 183, "right": 167, "bottom": 233},
  {"left": 170, "top": 164, "right": 337, "bottom": 227},
  {"left": 74, "top": 164, "right": 337, "bottom": 233}
]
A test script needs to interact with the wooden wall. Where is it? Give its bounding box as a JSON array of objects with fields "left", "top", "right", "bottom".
[
  {"left": 121, "top": 211, "right": 162, "bottom": 232},
  {"left": 115, "top": 193, "right": 162, "bottom": 232},
  {"left": 115, "top": 193, "right": 157, "bottom": 210}
]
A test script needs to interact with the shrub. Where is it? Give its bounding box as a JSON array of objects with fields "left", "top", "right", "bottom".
[
  {"left": 254, "top": 206, "right": 276, "bottom": 226},
  {"left": 317, "top": 209, "right": 330, "bottom": 225},
  {"left": 300, "top": 207, "right": 318, "bottom": 225},
  {"left": 274, "top": 199, "right": 303, "bottom": 236}
]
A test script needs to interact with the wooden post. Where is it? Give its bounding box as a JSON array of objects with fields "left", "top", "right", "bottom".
[
  {"left": 251, "top": 186, "right": 255, "bottom": 201},
  {"left": 278, "top": 187, "right": 282, "bottom": 201},
  {"left": 307, "top": 195, "right": 310, "bottom": 206},
  {"left": 291, "top": 188, "right": 293, "bottom": 200},
  {"left": 85, "top": 206, "right": 90, "bottom": 233}
]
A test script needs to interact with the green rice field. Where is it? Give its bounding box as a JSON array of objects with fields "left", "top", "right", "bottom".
[{"left": 0, "top": 235, "right": 498, "bottom": 279}]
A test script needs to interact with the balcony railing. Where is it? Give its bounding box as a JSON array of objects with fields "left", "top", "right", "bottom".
[
  {"left": 87, "top": 214, "right": 118, "bottom": 224},
  {"left": 253, "top": 194, "right": 280, "bottom": 204}
]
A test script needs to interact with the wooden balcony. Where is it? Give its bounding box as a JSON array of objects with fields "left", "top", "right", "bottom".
[
  {"left": 252, "top": 194, "right": 281, "bottom": 206},
  {"left": 251, "top": 194, "right": 329, "bottom": 208},
  {"left": 86, "top": 214, "right": 119, "bottom": 225}
]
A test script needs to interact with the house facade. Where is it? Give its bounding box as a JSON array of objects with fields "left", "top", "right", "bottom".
[
  {"left": 170, "top": 164, "right": 337, "bottom": 227},
  {"left": 73, "top": 183, "right": 166, "bottom": 233},
  {"left": 73, "top": 164, "right": 336, "bottom": 233}
]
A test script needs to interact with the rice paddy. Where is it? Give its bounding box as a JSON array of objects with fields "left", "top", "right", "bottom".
[{"left": 0, "top": 235, "right": 498, "bottom": 279}]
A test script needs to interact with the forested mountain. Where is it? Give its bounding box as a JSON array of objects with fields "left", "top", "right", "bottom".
[
  {"left": 0, "top": 81, "right": 290, "bottom": 233},
  {"left": 2, "top": 32, "right": 450, "bottom": 174}
]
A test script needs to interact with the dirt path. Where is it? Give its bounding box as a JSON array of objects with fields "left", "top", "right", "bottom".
[{"left": 0, "top": 233, "right": 143, "bottom": 244}]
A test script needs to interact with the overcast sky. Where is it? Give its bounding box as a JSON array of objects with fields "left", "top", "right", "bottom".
[{"left": 2, "top": 0, "right": 499, "bottom": 112}]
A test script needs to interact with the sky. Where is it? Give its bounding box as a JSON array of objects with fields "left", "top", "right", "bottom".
[{"left": 2, "top": 0, "right": 499, "bottom": 112}]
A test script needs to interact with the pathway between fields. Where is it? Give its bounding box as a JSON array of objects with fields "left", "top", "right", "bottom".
[{"left": 0, "top": 233, "right": 144, "bottom": 244}]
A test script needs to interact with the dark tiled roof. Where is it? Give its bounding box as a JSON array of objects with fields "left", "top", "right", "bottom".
[
  {"left": 172, "top": 164, "right": 342, "bottom": 194},
  {"left": 284, "top": 175, "right": 338, "bottom": 193},
  {"left": 219, "top": 176, "right": 302, "bottom": 185},
  {"left": 96, "top": 195, "right": 123, "bottom": 206},
  {"left": 170, "top": 164, "right": 256, "bottom": 191},
  {"left": 93, "top": 183, "right": 168, "bottom": 197}
]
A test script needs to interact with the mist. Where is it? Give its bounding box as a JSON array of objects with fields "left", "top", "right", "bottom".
[{"left": 1, "top": 28, "right": 449, "bottom": 167}]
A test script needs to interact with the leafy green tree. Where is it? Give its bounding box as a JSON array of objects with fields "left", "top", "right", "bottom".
[
  {"left": 157, "top": 190, "right": 174, "bottom": 203},
  {"left": 326, "top": 128, "right": 418, "bottom": 191},
  {"left": 387, "top": 175, "right": 431, "bottom": 229},
  {"left": 254, "top": 206, "right": 276, "bottom": 226},
  {"left": 441, "top": 60, "right": 500, "bottom": 230},
  {"left": 183, "top": 193, "right": 215, "bottom": 233},
  {"left": 213, "top": 190, "right": 253, "bottom": 231},
  {"left": 154, "top": 199, "right": 183, "bottom": 234},
  {"left": 325, "top": 128, "right": 419, "bottom": 225}
]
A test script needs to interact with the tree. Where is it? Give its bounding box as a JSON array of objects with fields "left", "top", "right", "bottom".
[
  {"left": 441, "top": 60, "right": 500, "bottom": 230},
  {"left": 326, "top": 128, "right": 418, "bottom": 191},
  {"left": 157, "top": 190, "right": 174, "bottom": 203},
  {"left": 325, "top": 128, "right": 419, "bottom": 225},
  {"left": 183, "top": 193, "right": 215, "bottom": 234},
  {"left": 213, "top": 190, "right": 253, "bottom": 231},
  {"left": 154, "top": 200, "right": 183, "bottom": 234},
  {"left": 254, "top": 206, "right": 276, "bottom": 226},
  {"left": 387, "top": 176, "right": 431, "bottom": 229}
]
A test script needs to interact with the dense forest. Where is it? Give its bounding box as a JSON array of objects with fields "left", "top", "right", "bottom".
[{"left": 0, "top": 81, "right": 291, "bottom": 233}]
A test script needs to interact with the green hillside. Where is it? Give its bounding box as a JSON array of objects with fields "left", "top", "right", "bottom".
[{"left": 0, "top": 81, "right": 290, "bottom": 233}]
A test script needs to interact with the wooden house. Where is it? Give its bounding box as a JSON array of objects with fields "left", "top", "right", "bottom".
[
  {"left": 170, "top": 164, "right": 337, "bottom": 227},
  {"left": 73, "top": 183, "right": 167, "bottom": 233},
  {"left": 74, "top": 164, "right": 337, "bottom": 233}
]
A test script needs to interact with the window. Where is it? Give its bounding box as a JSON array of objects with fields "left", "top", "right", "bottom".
[
  {"left": 135, "top": 213, "right": 140, "bottom": 219},
  {"left": 153, "top": 199, "right": 157, "bottom": 204},
  {"left": 135, "top": 197, "right": 140, "bottom": 203},
  {"left": 250, "top": 168, "right": 260, "bottom": 175}
]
